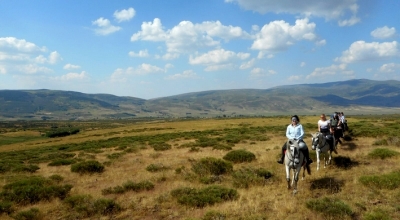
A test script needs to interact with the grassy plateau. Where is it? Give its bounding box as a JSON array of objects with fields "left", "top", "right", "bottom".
[{"left": 0, "top": 114, "right": 399, "bottom": 219}]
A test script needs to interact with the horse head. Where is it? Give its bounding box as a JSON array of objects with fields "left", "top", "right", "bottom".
[
  {"left": 310, "top": 132, "right": 322, "bottom": 150},
  {"left": 287, "top": 139, "right": 300, "bottom": 165}
]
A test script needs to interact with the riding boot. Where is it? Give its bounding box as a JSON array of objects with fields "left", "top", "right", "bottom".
[
  {"left": 277, "top": 143, "right": 286, "bottom": 164},
  {"left": 303, "top": 148, "right": 313, "bottom": 165}
]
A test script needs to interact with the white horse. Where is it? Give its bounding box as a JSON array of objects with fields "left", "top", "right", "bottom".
[
  {"left": 311, "top": 132, "right": 337, "bottom": 171},
  {"left": 284, "top": 139, "right": 311, "bottom": 194}
]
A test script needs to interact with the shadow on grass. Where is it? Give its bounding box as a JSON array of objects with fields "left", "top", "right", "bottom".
[
  {"left": 333, "top": 156, "right": 359, "bottom": 169},
  {"left": 310, "top": 177, "right": 344, "bottom": 194}
]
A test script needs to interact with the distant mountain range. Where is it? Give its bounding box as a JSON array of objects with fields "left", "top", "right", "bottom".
[{"left": 1, "top": 79, "right": 399, "bottom": 120}]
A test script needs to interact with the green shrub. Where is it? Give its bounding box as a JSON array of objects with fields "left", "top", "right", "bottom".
[
  {"left": 232, "top": 167, "right": 272, "bottom": 188},
  {"left": 0, "top": 201, "right": 13, "bottom": 214},
  {"left": 0, "top": 176, "right": 72, "bottom": 205},
  {"left": 102, "top": 180, "right": 154, "bottom": 195},
  {"left": 49, "top": 174, "right": 64, "bottom": 183},
  {"left": 191, "top": 157, "right": 233, "bottom": 177},
  {"left": 373, "top": 139, "right": 388, "bottom": 146},
  {"left": 171, "top": 185, "right": 238, "bottom": 207},
  {"left": 106, "top": 152, "right": 125, "bottom": 160},
  {"left": 71, "top": 160, "right": 104, "bottom": 174},
  {"left": 14, "top": 208, "right": 42, "bottom": 220},
  {"left": 306, "top": 197, "right": 353, "bottom": 218},
  {"left": 363, "top": 208, "right": 391, "bottom": 220},
  {"left": 48, "top": 159, "right": 76, "bottom": 166},
  {"left": 152, "top": 143, "right": 172, "bottom": 151},
  {"left": 359, "top": 171, "right": 400, "bottom": 189},
  {"left": 368, "top": 148, "right": 399, "bottom": 159},
  {"left": 13, "top": 164, "right": 40, "bottom": 173},
  {"left": 202, "top": 210, "right": 226, "bottom": 220},
  {"left": 64, "top": 195, "right": 121, "bottom": 217},
  {"left": 223, "top": 149, "right": 256, "bottom": 163},
  {"left": 146, "top": 163, "right": 168, "bottom": 172}
]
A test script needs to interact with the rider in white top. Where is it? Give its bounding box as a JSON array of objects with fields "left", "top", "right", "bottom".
[{"left": 317, "top": 114, "right": 335, "bottom": 152}]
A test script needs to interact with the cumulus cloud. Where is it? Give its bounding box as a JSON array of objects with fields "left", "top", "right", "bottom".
[
  {"left": 59, "top": 71, "right": 89, "bottom": 81},
  {"left": 189, "top": 49, "right": 250, "bottom": 65},
  {"left": 92, "top": 17, "right": 121, "bottom": 35},
  {"left": 64, "top": 63, "right": 81, "bottom": 70},
  {"left": 225, "top": 0, "right": 360, "bottom": 26},
  {"left": 335, "top": 41, "right": 399, "bottom": 63},
  {"left": 129, "top": 49, "right": 150, "bottom": 58},
  {"left": 131, "top": 18, "right": 249, "bottom": 53},
  {"left": 300, "top": 62, "right": 306, "bottom": 67},
  {"left": 0, "top": 37, "right": 61, "bottom": 75},
  {"left": 240, "top": 59, "right": 255, "bottom": 69},
  {"left": 371, "top": 26, "right": 396, "bottom": 39},
  {"left": 114, "top": 7, "right": 135, "bottom": 23},
  {"left": 110, "top": 63, "right": 165, "bottom": 82},
  {"left": 306, "top": 63, "right": 352, "bottom": 79},
  {"left": 288, "top": 75, "right": 302, "bottom": 81},
  {"left": 165, "top": 70, "right": 198, "bottom": 80},
  {"left": 251, "top": 18, "right": 320, "bottom": 52},
  {"left": 250, "top": 67, "right": 276, "bottom": 78},
  {"left": 379, "top": 63, "right": 400, "bottom": 73},
  {"left": 0, "top": 65, "right": 6, "bottom": 74}
]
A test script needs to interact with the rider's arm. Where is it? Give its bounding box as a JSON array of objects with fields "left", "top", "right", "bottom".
[
  {"left": 298, "top": 124, "right": 304, "bottom": 140},
  {"left": 286, "top": 125, "right": 291, "bottom": 139},
  {"left": 317, "top": 121, "right": 321, "bottom": 132}
]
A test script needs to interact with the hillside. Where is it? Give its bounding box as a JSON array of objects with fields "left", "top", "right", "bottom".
[{"left": 1, "top": 79, "right": 399, "bottom": 120}]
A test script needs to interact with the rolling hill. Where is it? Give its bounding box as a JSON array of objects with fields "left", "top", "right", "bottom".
[{"left": 1, "top": 79, "right": 399, "bottom": 120}]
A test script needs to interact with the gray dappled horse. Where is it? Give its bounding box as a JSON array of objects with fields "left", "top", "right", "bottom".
[
  {"left": 284, "top": 139, "right": 311, "bottom": 194},
  {"left": 311, "top": 132, "right": 336, "bottom": 171}
]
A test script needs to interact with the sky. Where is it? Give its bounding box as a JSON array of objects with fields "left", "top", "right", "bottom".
[{"left": 1, "top": 0, "right": 399, "bottom": 99}]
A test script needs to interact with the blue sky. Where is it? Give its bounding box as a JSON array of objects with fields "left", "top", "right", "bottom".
[{"left": 1, "top": 0, "right": 399, "bottom": 99}]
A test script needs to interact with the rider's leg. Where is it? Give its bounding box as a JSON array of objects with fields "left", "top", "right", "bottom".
[
  {"left": 299, "top": 141, "right": 313, "bottom": 165},
  {"left": 277, "top": 142, "right": 286, "bottom": 164}
]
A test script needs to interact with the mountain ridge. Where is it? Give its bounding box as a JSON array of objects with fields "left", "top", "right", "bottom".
[{"left": 1, "top": 79, "right": 399, "bottom": 120}]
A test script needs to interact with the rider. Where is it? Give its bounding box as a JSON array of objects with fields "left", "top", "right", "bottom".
[
  {"left": 277, "top": 115, "right": 313, "bottom": 165},
  {"left": 331, "top": 113, "right": 343, "bottom": 145},
  {"left": 317, "top": 114, "right": 336, "bottom": 153}
]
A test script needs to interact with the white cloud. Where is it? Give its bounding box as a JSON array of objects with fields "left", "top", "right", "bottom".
[
  {"left": 64, "top": 63, "right": 81, "bottom": 70},
  {"left": 114, "top": 7, "right": 135, "bottom": 23},
  {"left": 17, "top": 64, "right": 53, "bottom": 74},
  {"left": 335, "top": 41, "right": 399, "bottom": 63},
  {"left": 0, "top": 37, "right": 45, "bottom": 53},
  {"left": 110, "top": 63, "right": 165, "bottom": 82},
  {"left": 379, "top": 63, "right": 400, "bottom": 73},
  {"left": 240, "top": 58, "right": 255, "bottom": 69},
  {"left": 189, "top": 49, "right": 250, "bottom": 65},
  {"left": 131, "top": 18, "right": 249, "bottom": 53},
  {"left": 48, "top": 51, "right": 61, "bottom": 64},
  {"left": 225, "top": 0, "right": 360, "bottom": 26},
  {"left": 250, "top": 67, "right": 276, "bottom": 78},
  {"left": 129, "top": 49, "right": 150, "bottom": 58},
  {"left": 59, "top": 71, "right": 89, "bottom": 81},
  {"left": 371, "top": 26, "right": 396, "bottom": 39},
  {"left": 165, "top": 70, "right": 198, "bottom": 80},
  {"left": 0, "top": 65, "right": 6, "bottom": 74},
  {"left": 288, "top": 75, "right": 302, "bottom": 81},
  {"left": 251, "top": 18, "right": 320, "bottom": 52},
  {"left": 161, "top": 53, "right": 180, "bottom": 60},
  {"left": 300, "top": 62, "right": 306, "bottom": 67},
  {"left": 306, "top": 64, "right": 350, "bottom": 79},
  {"left": 92, "top": 17, "right": 121, "bottom": 35},
  {"left": 205, "top": 64, "right": 235, "bottom": 72}
]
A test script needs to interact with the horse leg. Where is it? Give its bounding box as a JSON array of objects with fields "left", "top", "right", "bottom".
[
  {"left": 285, "top": 165, "right": 291, "bottom": 189},
  {"left": 293, "top": 168, "right": 300, "bottom": 194},
  {"left": 316, "top": 150, "right": 320, "bottom": 171}
]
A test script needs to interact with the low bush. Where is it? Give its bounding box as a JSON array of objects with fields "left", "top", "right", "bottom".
[
  {"left": 359, "top": 170, "right": 400, "bottom": 190},
  {"left": 171, "top": 185, "right": 238, "bottom": 207},
  {"left": 102, "top": 180, "right": 154, "bottom": 195},
  {"left": 231, "top": 167, "right": 272, "bottom": 188},
  {"left": 146, "top": 163, "right": 169, "bottom": 172},
  {"left": 306, "top": 197, "right": 353, "bottom": 218},
  {"left": 71, "top": 160, "right": 104, "bottom": 174},
  {"left": 368, "top": 148, "right": 399, "bottom": 159},
  {"left": 223, "top": 149, "right": 256, "bottom": 163},
  {"left": 48, "top": 159, "right": 76, "bottom": 166},
  {"left": 202, "top": 210, "right": 226, "bottom": 220},
  {"left": 106, "top": 152, "right": 125, "bottom": 160},
  {"left": 64, "top": 194, "right": 121, "bottom": 218},
  {"left": 0, "top": 201, "right": 13, "bottom": 214},
  {"left": 191, "top": 157, "right": 233, "bottom": 177},
  {"left": 13, "top": 208, "right": 42, "bottom": 220},
  {"left": 363, "top": 208, "right": 391, "bottom": 220},
  {"left": 0, "top": 176, "right": 72, "bottom": 205},
  {"left": 152, "top": 143, "right": 172, "bottom": 151}
]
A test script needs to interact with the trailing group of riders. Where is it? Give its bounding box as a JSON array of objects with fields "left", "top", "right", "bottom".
[{"left": 277, "top": 112, "right": 348, "bottom": 166}]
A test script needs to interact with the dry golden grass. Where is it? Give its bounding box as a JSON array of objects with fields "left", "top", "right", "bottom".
[{"left": 0, "top": 116, "right": 400, "bottom": 219}]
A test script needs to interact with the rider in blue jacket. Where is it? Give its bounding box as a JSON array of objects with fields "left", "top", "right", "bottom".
[{"left": 277, "top": 115, "right": 313, "bottom": 165}]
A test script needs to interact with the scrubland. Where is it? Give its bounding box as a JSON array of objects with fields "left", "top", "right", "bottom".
[{"left": 0, "top": 115, "right": 399, "bottom": 220}]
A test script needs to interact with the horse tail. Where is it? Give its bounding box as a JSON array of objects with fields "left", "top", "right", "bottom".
[{"left": 306, "top": 164, "right": 311, "bottom": 175}]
